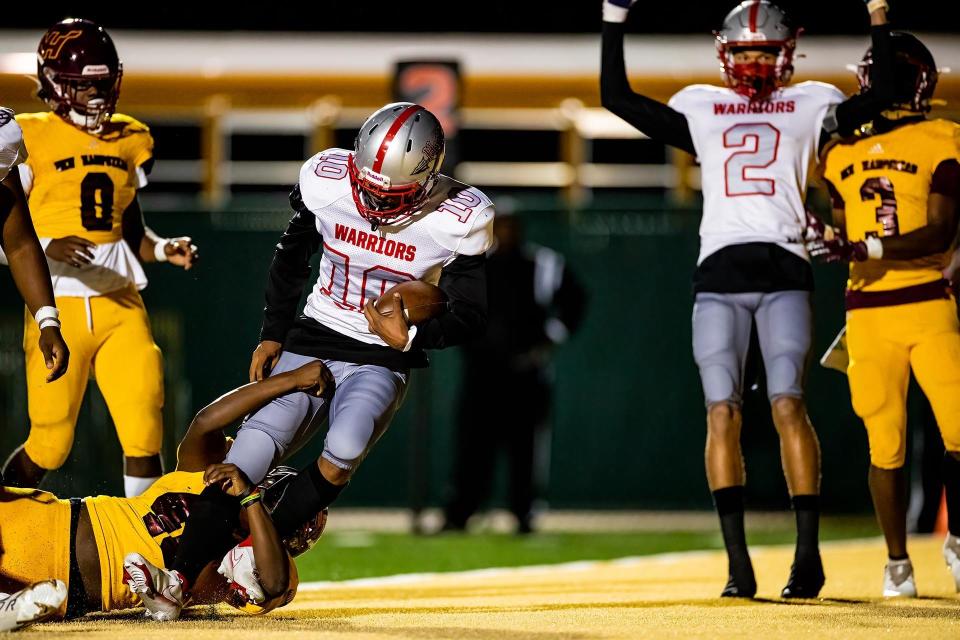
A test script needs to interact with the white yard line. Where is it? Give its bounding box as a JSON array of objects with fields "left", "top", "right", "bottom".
[{"left": 298, "top": 535, "right": 891, "bottom": 592}]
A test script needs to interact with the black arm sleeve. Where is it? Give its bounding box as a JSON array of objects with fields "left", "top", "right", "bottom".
[
  {"left": 411, "top": 253, "right": 487, "bottom": 351},
  {"left": 821, "top": 26, "right": 895, "bottom": 148},
  {"left": 600, "top": 22, "right": 695, "bottom": 154},
  {"left": 121, "top": 196, "right": 146, "bottom": 258},
  {"left": 259, "top": 185, "right": 322, "bottom": 343}
]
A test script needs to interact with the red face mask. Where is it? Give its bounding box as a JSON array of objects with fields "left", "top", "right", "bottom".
[
  {"left": 348, "top": 154, "right": 427, "bottom": 225},
  {"left": 729, "top": 61, "right": 779, "bottom": 101}
]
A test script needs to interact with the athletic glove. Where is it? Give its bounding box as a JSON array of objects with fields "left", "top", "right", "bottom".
[
  {"left": 808, "top": 236, "right": 869, "bottom": 263},
  {"left": 602, "top": 0, "right": 638, "bottom": 23}
]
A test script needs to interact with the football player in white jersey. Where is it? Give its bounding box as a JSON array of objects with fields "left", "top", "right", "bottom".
[
  {"left": 126, "top": 103, "right": 495, "bottom": 621},
  {"left": 601, "top": 0, "right": 894, "bottom": 597},
  {"left": 0, "top": 107, "right": 69, "bottom": 384}
]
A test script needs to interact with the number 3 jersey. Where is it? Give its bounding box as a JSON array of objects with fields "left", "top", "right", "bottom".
[
  {"left": 823, "top": 118, "right": 960, "bottom": 293},
  {"left": 282, "top": 147, "right": 494, "bottom": 367},
  {"left": 668, "top": 82, "right": 845, "bottom": 265},
  {"left": 15, "top": 111, "right": 153, "bottom": 297}
]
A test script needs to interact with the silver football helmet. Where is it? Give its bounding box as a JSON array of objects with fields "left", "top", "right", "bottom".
[
  {"left": 349, "top": 102, "right": 445, "bottom": 224},
  {"left": 715, "top": 0, "right": 798, "bottom": 100}
]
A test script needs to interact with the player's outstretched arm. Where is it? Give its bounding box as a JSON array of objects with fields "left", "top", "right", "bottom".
[
  {"left": 599, "top": 1, "right": 695, "bottom": 154},
  {"left": 821, "top": 1, "right": 895, "bottom": 144},
  {"left": 178, "top": 361, "right": 333, "bottom": 471},
  {"left": 0, "top": 170, "right": 69, "bottom": 382},
  {"left": 205, "top": 463, "right": 291, "bottom": 598}
]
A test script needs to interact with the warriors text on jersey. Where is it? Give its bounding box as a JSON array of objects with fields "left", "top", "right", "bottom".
[
  {"left": 15, "top": 111, "right": 153, "bottom": 296},
  {"left": 822, "top": 119, "right": 960, "bottom": 293},
  {"left": 282, "top": 147, "right": 494, "bottom": 366},
  {"left": 0, "top": 107, "right": 27, "bottom": 181},
  {"left": 668, "top": 82, "right": 845, "bottom": 265}
]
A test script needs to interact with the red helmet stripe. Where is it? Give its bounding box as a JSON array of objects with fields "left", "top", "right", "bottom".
[
  {"left": 371, "top": 105, "right": 421, "bottom": 174},
  {"left": 748, "top": 1, "right": 760, "bottom": 32}
]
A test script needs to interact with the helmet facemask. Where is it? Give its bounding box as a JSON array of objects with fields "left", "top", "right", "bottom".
[
  {"left": 258, "top": 466, "right": 329, "bottom": 558},
  {"left": 41, "top": 67, "right": 122, "bottom": 132},
  {"left": 718, "top": 43, "right": 795, "bottom": 101},
  {"left": 348, "top": 154, "right": 435, "bottom": 226},
  {"left": 856, "top": 36, "right": 939, "bottom": 116}
]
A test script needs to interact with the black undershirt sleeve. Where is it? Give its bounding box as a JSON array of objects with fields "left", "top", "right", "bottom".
[
  {"left": 411, "top": 253, "right": 487, "bottom": 351},
  {"left": 259, "top": 185, "right": 322, "bottom": 344},
  {"left": 600, "top": 22, "right": 696, "bottom": 154},
  {"left": 820, "top": 26, "right": 896, "bottom": 149}
]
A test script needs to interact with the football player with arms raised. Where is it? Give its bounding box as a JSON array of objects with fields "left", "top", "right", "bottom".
[
  {"left": 808, "top": 33, "right": 960, "bottom": 597},
  {"left": 0, "top": 359, "right": 332, "bottom": 622},
  {"left": 127, "top": 102, "right": 495, "bottom": 621},
  {"left": 2, "top": 19, "right": 198, "bottom": 497},
  {"left": 0, "top": 107, "right": 69, "bottom": 385},
  {"left": 601, "top": 0, "right": 895, "bottom": 597}
]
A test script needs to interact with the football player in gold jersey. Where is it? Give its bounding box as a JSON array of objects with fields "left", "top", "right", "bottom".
[
  {"left": 2, "top": 19, "right": 198, "bottom": 497},
  {"left": 809, "top": 32, "right": 960, "bottom": 597},
  {"left": 0, "top": 358, "right": 331, "bottom": 620}
]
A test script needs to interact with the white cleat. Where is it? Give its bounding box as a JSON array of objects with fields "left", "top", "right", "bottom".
[
  {"left": 123, "top": 553, "right": 186, "bottom": 621},
  {"left": 883, "top": 558, "right": 917, "bottom": 598},
  {"left": 943, "top": 534, "right": 960, "bottom": 592},
  {"left": 0, "top": 579, "right": 68, "bottom": 632}
]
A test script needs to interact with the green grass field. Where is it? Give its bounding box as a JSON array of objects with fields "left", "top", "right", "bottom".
[{"left": 295, "top": 516, "right": 880, "bottom": 581}]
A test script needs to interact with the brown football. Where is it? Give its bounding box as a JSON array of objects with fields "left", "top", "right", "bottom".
[{"left": 374, "top": 280, "right": 448, "bottom": 325}]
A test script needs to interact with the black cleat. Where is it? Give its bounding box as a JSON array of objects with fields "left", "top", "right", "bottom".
[
  {"left": 721, "top": 561, "right": 757, "bottom": 598},
  {"left": 780, "top": 552, "right": 825, "bottom": 598}
]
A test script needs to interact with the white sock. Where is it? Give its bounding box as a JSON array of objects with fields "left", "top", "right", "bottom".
[{"left": 124, "top": 475, "right": 160, "bottom": 497}]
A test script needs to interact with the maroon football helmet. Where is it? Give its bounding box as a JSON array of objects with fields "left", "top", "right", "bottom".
[
  {"left": 37, "top": 18, "right": 122, "bottom": 132},
  {"left": 857, "top": 31, "right": 938, "bottom": 114}
]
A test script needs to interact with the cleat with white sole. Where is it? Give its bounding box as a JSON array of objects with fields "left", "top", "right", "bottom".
[
  {"left": 123, "top": 552, "right": 186, "bottom": 621},
  {"left": 0, "top": 579, "right": 68, "bottom": 632},
  {"left": 883, "top": 558, "right": 917, "bottom": 598},
  {"left": 943, "top": 534, "right": 960, "bottom": 592}
]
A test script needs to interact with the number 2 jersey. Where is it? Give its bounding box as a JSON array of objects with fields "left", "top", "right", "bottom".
[
  {"left": 15, "top": 111, "right": 153, "bottom": 297},
  {"left": 822, "top": 118, "right": 960, "bottom": 294},
  {"left": 262, "top": 147, "right": 495, "bottom": 370},
  {"left": 668, "top": 82, "right": 845, "bottom": 269}
]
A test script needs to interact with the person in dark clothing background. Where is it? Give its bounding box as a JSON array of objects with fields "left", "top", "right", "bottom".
[{"left": 442, "top": 212, "right": 587, "bottom": 535}]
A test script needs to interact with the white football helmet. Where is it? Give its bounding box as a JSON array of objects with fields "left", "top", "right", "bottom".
[{"left": 348, "top": 102, "right": 445, "bottom": 225}]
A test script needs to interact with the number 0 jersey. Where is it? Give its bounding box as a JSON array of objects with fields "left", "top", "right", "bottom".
[
  {"left": 668, "top": 82, "right": 845, "bottom": 265},
  {"left": 15, "top": 111, "right": 153, "bottom": 297},
  {"left": 0, "top": 107, "right": 27, "bottom": 181},
  {"left": 296, "top": 148, "right": 495, "bottom": 349},
  {"left": 823, "top": 119, "right": 960, "bottom": 293}
]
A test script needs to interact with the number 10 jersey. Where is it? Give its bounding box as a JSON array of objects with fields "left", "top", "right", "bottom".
[
  {"left": 16, "top": 111, "right": 153, "bottom": 296},
  {"left": 668, "top": 81, "right": 844, "bottom": 265}
]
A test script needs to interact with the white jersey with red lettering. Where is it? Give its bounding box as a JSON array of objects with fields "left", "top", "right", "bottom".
[
  {"left": 0, "top": 108, "right": 27, "bottom": 182},
  {"left": 668, "top": 81, "right": 845, "bottom": 264},
  {"left": 297, "top": 148, "right": 495, "bottom": 346}
]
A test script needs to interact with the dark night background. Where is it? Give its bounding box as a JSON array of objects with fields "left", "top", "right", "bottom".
[{"left": 3, "top": 1, "right": 958, "bottom": 34}]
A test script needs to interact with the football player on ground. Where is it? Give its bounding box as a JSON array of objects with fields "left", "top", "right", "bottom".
[
  {"left": 128, "top": 102, "right": 494, "bottom": 621},
  {"left": 0, "top": 107, "right": 69, "bottom": 384},
  {"left": 0, "top": 359, "right": 332, "bottom": 621},
  {"left": 601, "top": 0, "right": 895, "bottom": 597},
  {"left": 2, "top": 19, "right": 198, "bottom": 497},
  {"left": 807, "top": 33, "right": 960, "bottom": 597}
]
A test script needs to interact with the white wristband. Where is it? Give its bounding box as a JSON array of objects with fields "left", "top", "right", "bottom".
[
  {"left": 154, "top": 239, "right": 170, "bottom": 262},
  {"left": 39, "top": 318, "right": 61, "bottom": 330},
  {"left": 401, "top": 325, "right": 418, "bottom": 353},
  {"left": 602, "top": 4, "right": 630, "bottom": 22},
  {"left": 35, "top": 305, "right": 59, "bottom": 326},
  {"left": 865, "top": 0, "right": 888, "bottom": 14},
  {"left": 865, "top": 236, "right": 884, "bottom": 260}
]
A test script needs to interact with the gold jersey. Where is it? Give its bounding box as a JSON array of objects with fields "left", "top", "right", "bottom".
[
  {"left": 822, "top": 118, "right": 960, "bottom": 292},
  {"left": 15, "top": 111, "right": 153, "bottom": 244},
  {"left": 84, "top": 471, "right": 204, "bottom": 611}
]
